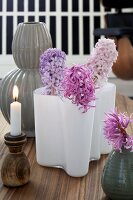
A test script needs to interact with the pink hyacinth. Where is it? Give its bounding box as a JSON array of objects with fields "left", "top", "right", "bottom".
[
  {"left": 61, "top": 64, "right": 96, "bottom": 113},
  {"left": 87, "top": 38, "right": 118, "bottom": 87},
  {"left": 104, "top": 109, "right": 133, "bottom": 152}
]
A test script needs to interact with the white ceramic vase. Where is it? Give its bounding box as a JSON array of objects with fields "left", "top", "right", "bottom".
[
  {"left": 90, "top": 89, "right": 101, "bottom": 160},
  {"left": 34, "top": 88, "right": 95, "bottom": 177},
  {"left": 90, "top": 82, "right": 116, "bottom": 160}
]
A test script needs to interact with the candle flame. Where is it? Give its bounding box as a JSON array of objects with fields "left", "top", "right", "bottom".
[{"left": 13, "top": 85, "right": 19, "bottom": 101}]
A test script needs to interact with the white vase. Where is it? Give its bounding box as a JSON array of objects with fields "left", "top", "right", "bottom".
[
  {"left": 33, "top": 88, "right": 64, "bottom": 166},
  {"left": 34, "top": 88, "right": 95, "bottom": 177},
  {"left": 100, "top": 83, "right": 116, "bottom": 154},
  {"left": 90, "top": 83, "right": 116, "bottom": 160},
  {"left": 63, "top": 99, "right": 95, "bottom": 177},
  {"left": 90, "top": 89, "right": 101, "bottom": 160}
]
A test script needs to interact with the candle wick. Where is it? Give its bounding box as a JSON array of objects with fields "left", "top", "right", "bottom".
[{"left": 14, "top": 97, "right": 17, "bottom": 102}]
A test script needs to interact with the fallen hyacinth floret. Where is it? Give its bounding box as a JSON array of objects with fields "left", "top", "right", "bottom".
[
  {"left": 87, "top": 38, "right": 118, "bottom": 87},
  {"left": 104, "top": 109, "right": 133, "bottom": 152},
  {"left": 40, "top": 48, "right": 66, "bottom": 95},
  {"left": 61, "top": 65, "right": 96, "bottom": 113}
]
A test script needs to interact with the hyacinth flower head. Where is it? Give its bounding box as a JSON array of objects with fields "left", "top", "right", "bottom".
[
  {"left": 87, "top": 38, "right": 118, "bottom": 87},
  {"left": 61, "top": 64, "right": 96, "bottom": 113},
  {"left": 40, "top": 48, "right": 66, "bottom": 95},
  {"left": 104, "top": 109, "right": 133, "bottom": 152}
]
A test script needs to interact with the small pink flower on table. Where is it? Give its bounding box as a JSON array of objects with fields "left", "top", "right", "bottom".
[{"left": 104, "top": 109, "right": 133, "bottom": 152}]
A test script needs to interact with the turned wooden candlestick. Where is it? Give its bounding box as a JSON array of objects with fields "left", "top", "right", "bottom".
[{"left": 1, "top": 132, "right": 30, "bottom": 187}]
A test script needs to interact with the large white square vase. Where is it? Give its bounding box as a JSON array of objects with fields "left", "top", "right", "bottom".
[{"left": 34, "top": 88, "right": 95, "bottom": 177}]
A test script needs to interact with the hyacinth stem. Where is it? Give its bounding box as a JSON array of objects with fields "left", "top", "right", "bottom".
[
  {"left": 118, "top": 123, "right": 126, "bottom": 135},
  {"left": 51, "top": 87, "right": 56, "bottom": 96}
]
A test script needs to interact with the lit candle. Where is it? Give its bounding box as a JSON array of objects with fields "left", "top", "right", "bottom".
[{"left": 10, "top": 85, "right": 21, "bottom": 136}]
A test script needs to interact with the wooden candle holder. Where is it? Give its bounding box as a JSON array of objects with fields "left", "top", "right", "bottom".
[{"left": 1, "top": 132, "right": 30, "bottom": 187}]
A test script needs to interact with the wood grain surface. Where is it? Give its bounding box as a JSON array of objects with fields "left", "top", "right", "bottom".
[{"left": 0, "top": 94, "right": 132, "bottom": 200}]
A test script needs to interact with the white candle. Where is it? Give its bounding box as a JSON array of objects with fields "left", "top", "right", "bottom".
[{"left": 10, "top": 85, "right": 21, "bottom": 136}]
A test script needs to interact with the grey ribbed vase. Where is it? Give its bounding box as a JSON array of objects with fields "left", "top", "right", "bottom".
[
  {"left": 102, "top": 148, "right": 133, "bottom": 200},
  {"left": 0, "top": 22, "right": 52, "bottom": 137}
]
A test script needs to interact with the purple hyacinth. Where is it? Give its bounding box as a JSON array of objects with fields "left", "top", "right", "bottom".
[
  {"left": 104, "top": 109, "right": 133, "bottom": 152},
  {"left": 61, "top": 64, "right": 96, "bottom": 113},
  {"left": 40, "top": 48, "right": 66, "bottom": 95}
]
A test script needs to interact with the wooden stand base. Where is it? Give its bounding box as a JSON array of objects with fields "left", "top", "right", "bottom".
[{"left": 1, "top": 132, "right": 30, "bottom": 187}]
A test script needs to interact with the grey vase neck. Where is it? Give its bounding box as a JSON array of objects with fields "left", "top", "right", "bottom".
[
  {"left": 16, "top": 66, "right": 41, "bottom": 70},
  {"left": 12, "top": 22, "right": 52, "bottom": 69}
]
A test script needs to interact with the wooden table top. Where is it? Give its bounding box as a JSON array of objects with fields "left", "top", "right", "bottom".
[{"left": 0, "top": 94, "right": 133, "bottom": 200}]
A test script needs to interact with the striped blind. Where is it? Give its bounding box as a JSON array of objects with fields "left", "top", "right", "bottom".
[{"left": 0, "top": 0, "right": 113, "bottom": 77}]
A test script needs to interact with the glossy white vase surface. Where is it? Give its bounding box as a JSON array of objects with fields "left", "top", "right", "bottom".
[
  {"left": 34, "top": 88, "right": 95, "bottom": 177},
  {"left": 90, "top": 83, "right": 116, "bottom": 160}
]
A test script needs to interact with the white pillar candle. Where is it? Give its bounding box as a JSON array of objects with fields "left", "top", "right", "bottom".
[{"left": 10, "top": 85, "right": 21, "bottom": 136}]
